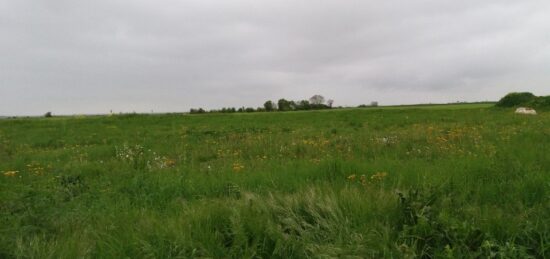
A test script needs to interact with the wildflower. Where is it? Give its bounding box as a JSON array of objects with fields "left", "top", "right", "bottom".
[
  {"left": 347, "top": 174, "right": 356, "bottom": 181},
  {"left": 163, "top": 158, "right": 176, "bottom": 168},
  {"left": 3, "top": 171, "right": 18, "bottom": 177},
  {"left": 232, "top": 162, "right": 245, "bottom": 172},
  {"left": 371, "top": 172, "right": 387, "bottom": 181}
]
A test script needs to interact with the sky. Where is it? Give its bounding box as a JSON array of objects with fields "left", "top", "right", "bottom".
[{"left": 1, "top": 0, "right": 550, "bottom": 115}]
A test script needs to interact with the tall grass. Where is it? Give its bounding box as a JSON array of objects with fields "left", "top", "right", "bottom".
[{"left": 0, "top": 105, "right": 549, "bottom": 258}]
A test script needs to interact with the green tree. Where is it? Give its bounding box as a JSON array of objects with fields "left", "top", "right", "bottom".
[
  {"left": 309, "top": 95, "right": 325, "bottom": 105},
  {"left": 297, "top": 100, "right": 311, "bottom": 110},
  {"left": 264, "top": 100, "right": 276, "bottom": 111},
  {"left": 278, "top": 99, "right": 291, "bottom": 111}
]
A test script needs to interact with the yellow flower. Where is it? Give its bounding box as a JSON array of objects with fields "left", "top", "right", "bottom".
[
  {"left": 232, "top": 162, "right": 245, "bottom": 172},
  {"left": 371, "top": 172, "right": 388, "bottom": 181},
  {"left": 3, "top": 171, "right": 18, "bottom": 177}
]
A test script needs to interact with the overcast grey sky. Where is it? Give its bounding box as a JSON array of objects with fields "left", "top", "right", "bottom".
[{"left": 1, "top": 1, "right": 549, "bottom": 115}]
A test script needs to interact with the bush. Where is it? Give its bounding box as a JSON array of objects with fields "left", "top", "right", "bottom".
[
  {"left": 496, "top": 92, "right": 550, "bottom": 108},
  {"left": 44, "top": 112, "right": 52, "bottom": 118},
  {"left": 531, "top": 96, "right": 550, "bottom": 108},
  {"left": 495, "top": 92, "right": 535, "bottom": 107}
]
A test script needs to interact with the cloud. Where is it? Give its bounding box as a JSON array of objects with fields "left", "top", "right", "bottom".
[{"left": 1, "top": 0, "right": 550, "bottom": 115}]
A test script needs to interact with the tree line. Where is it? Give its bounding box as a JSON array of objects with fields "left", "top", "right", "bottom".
[{"left": 190, "top": 95, "right": 337, "bottom": 114}]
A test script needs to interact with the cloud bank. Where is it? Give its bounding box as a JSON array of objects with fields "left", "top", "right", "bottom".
[{"left": 1, "top": 0, "right": 549, "bottom": 115}]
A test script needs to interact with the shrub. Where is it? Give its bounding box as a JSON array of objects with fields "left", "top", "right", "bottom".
[
  {"left": 531, "top": 96, "right": 550, "bottom": 108},
  {"left": 495, "top": 92, "right": 550, "bottom": 108},
  {"left": 44, "top": 112, "right": 52, "bottom": 118},
  {"left": 495, "top": 92, "right": 535, "bottom": 107}
]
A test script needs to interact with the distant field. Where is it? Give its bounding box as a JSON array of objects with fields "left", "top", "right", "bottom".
[
  {"left": 372, "top": 102, "right": 495, "bottom": 110},
  {"left": 0, "top": 104, "right": 548, "bottom": 258}
]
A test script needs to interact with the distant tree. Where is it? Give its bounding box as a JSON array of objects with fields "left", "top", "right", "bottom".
[
  {"left": 297, "top": 100, "right": 311, "bottom": 110},
  {"left": 245, "top": 107, "right": 255, "bottom": 113},
  {"left": 264, "top": 100, "right": 276, "bottom": 111},
  {"left": 44, "top": 112, "right": 52, "bottom": 118},
  {"left": 371, "top": 101, "right": 378, "bottom": 107},
  {"left": 327, "top": 99, "right": 334, "bottom": 108},
  {"left": 221, "top": 107, "right": 236, "bottom": 113},
  {"left": 309, "top": 95, "right": 326, "bottom": 105},
  {"left": 277, "top": 99, "right": 291, "bottom": 111},
  {"left": 190, "top": 108, "right": 206, "bottom": 114},
  {"left": 289, "top": 101, "right": 297, "bottom": 110}
]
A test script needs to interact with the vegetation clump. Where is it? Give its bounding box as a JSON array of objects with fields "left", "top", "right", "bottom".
[
  {"left": 496, "top": 92, "right": 550, "bottom": 108},
  {"left": 190, "top": 95, "right": 334, "bottom": 114}
]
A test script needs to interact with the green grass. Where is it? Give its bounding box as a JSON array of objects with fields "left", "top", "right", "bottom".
[
  {"left": 372, "top": 103, "right": 495, "bottom": 110},
  {"left": 0, "top": 104, "right": 549, "bottom": 258}
]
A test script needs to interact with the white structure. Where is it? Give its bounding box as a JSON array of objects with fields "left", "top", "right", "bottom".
[{"left": 515, "top": 107, "right": 537, "bottom": 115}]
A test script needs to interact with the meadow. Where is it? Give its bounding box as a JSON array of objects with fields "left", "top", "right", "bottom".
[{"left": 0, "top": 104, "right": 549, "bottom": 258}]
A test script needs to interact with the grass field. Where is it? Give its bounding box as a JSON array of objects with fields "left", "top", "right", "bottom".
[{"left": 1, "top": 104, "right": 549, "bottom": 258}]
